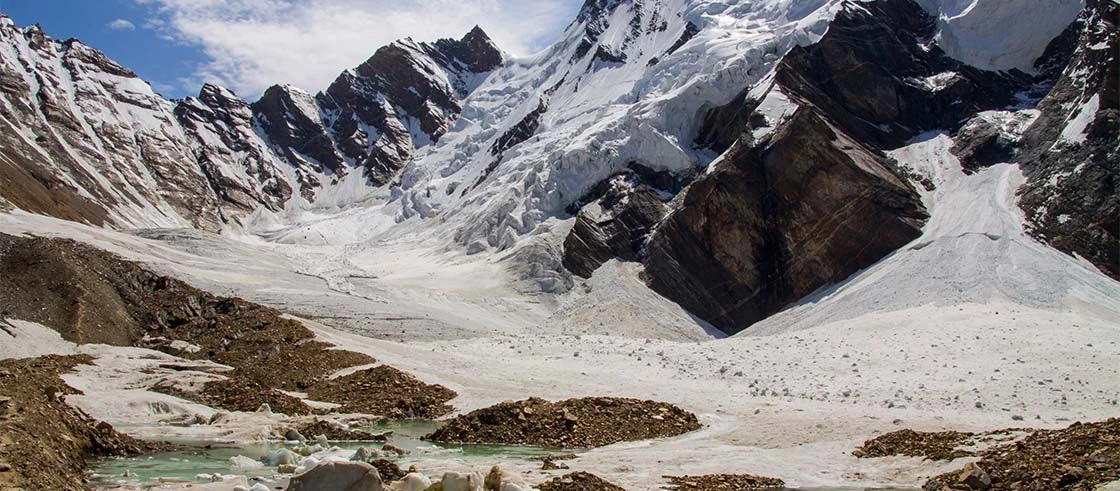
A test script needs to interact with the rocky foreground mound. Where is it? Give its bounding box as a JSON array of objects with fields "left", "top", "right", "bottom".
[
  {"left": 663, "top": 474, "right": 785, "bottom": 490},
  {"left": 853, "top": 428, "right": 981, "bottom": 461},
  {"left": 308, "top": 365, "right": 457, "bottom": 419},
  {"left": 925, "top": 419, "right": 1120, "bottom": 491},
  {"left": 424, "top": 397, "right": 700, "bottom": 448},
  {"left": 0, "top": 355, "right": 167, "bottom": 491},
  {"left": 854, "top": 420, "right": 1120, "bottom": 490},
  {"left": 536, "top": 471, "right": 626, "bottom": 491}
]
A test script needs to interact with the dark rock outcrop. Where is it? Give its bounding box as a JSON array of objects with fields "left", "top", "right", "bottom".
[
  {"left": 951, "top": 114, "right": 1020, "bottom": 173},
  {"left": 664, "top": 21, "right": 700, "bottom": 57},
  {"left": 175, "top": 84, "right": 298, "bottom": 209},
  {"left": 772, "top": 0, "right": 1034, "bottom": 149},
  {"left": 631, "top": 0, "right": 1089, "bottom": 334},
  {"left": 491, "top": 99, "right": 547, "bottom": 157},
  {"left": 252, "top": 84, "right": 346, "bottom": 174},
  {"left": 643, "top": 108, "right": 927, "bottom": 334},
  {"left": 1015, "top": 0, "right": 1119, "bottom": 279},
  {"left": 571, "top": 0, "right": 626, "bottom": 62},
  {"left": 562, "top": 176, "right": 668, "bottom": 278}
]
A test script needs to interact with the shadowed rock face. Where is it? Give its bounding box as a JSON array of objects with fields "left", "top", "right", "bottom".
[
  {"left": 1016, "top": 0, "right": 1119, "bottom": 280},
  {"left": 252, "top": 85, "right": 346, "bottom": 175},
  {"left": 562, "top": 176, "right": 669, "bottom": 278},
  {"left": 772, "top": 0, "right": 1034, "bottom": 149},
  {"left": 177, "top": 84, "right": 297, "bottom": 210},
  {"left": 643, "top": 109, "right": 928, "bottom": 334}
]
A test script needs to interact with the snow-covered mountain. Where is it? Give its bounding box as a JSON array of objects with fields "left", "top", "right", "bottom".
[
  {"left": 0, "top": 0, "right": 1113, "bottom": 334},
  {"left": 0, "top": 19, "right": 503, "bottom": 230}
]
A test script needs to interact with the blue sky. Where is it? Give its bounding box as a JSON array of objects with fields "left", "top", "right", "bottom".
[{"left": 2, "top": 0, "right": 581, "bottom": 100}]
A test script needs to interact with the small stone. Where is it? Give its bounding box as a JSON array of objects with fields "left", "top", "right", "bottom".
[
  {"left": 382, "top": 444, "right": 408, "bottom": 456},
  {"left": 0, "top": 463, "right": 12, "bottom": 472},
  {"left": 279, "top": 464, "right": 298, "bottom": 474},
  {"left": 285, "top": 429, "right": 306, "bottom": 442}
]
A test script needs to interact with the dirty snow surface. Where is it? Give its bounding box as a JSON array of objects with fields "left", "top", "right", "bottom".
[{"left": 2, "top": 126, "right": 1118, "bottom": 489}]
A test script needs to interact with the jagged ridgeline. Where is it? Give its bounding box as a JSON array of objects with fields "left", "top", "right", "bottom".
[
  {"left": 0, "top": 18, "right": 502, "bottom": 230},
  {"left": 0, "top": 0, "right": 1114, "bottom": 335}
]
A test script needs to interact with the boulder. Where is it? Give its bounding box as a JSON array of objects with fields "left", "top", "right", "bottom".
[
  {"left": 286, "top": 429, "right": 307, "bottom": 442},
  {"left": 956, "top": 462, "right": 992, "bottom": 490},
  {"left": 262, "top": 448, "right": 300, "bottom": 466},
  {"left": 441, "top": 471, "right": 484, "bottom": 491},
  {"left": 397, "top": 472, "right": 433, "bottom": 491},
  {"left": 484, "top": 466, "right": 528, "bottom": 491},
  {"left": 382, "top": 444, "right": 409, "bottom": 456},
  {"left": 483, "top": 464, "right": 530, "bottom": 491},
  {"left": 352, "top": 446, "right": 386, "bottom": 462},
  {"left": 286, "top": 461, "right": 384, "bottom": 491}
]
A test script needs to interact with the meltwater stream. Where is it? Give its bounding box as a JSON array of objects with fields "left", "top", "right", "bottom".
[
  {"left": 89, "top": 420, "right": 559, "bottom": 489},
  {"left": 89, "top": 420, "right": 921, "bottom": 490}
]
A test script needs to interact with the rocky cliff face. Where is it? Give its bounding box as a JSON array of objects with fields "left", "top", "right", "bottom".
[
  {"left": 0, "top": 17, "right": 502, "bottom": 230},
  {"left": 314, "top": 27, "right": 503, "bottom": 186},
  {"left": 1015, "top": 0, "right": 1118, "bottom": 279}
]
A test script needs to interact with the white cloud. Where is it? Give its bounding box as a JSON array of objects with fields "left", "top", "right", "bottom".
[
  {"left": 135, "top": 0, "right": 581, "bottom": 99},
  {"left": 107, "top": 18, "right": 137, "bottom": 30}
]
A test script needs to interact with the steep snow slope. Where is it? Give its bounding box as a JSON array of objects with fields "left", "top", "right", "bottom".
[
  {"left": 746, "top": 131, "right": 1120, "bottom": 336},
  {"left": 917, "top": 0, "right": 1083, "bottom": 72}
]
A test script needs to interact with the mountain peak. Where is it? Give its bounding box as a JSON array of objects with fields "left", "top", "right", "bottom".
[
  {"left": 429, "top": 25, "right": 502, "bottom": 73},
  {"left": 463, "top": 25, "right": 490, "bottom": 42},
  {"left": 575, "top": 0, "right": 626, "bottom": 24}
]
